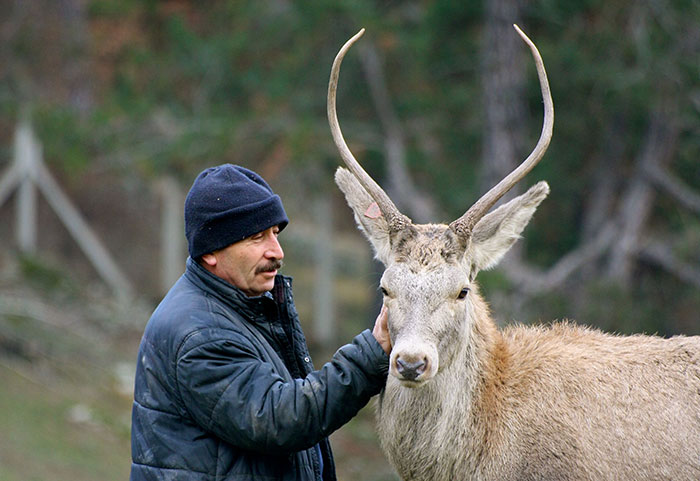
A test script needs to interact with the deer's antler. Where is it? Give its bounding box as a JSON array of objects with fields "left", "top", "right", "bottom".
[
  {"left": 449, "top": 24, "right": 554, "bottom": 240},
  {"left": 327, "top": 28, "right": 413, "bottom": 233}
]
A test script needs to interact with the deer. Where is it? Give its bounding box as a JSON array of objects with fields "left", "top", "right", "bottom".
[{"left": 327, "top": 26, "right": 700, "bottom": 481}]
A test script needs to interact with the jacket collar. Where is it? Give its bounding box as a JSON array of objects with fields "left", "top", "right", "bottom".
[{"left": 184, "top": 257, "right": 291, "bottom": 322}]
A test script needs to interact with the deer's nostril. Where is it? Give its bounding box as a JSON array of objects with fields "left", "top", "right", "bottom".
[{"left": 396, "top": 357, "right": 427, "bottom": 381}]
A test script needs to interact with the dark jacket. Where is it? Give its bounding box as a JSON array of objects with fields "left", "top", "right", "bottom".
[{"left": 131, "top": 258, "right": 389, "bottom": 480}]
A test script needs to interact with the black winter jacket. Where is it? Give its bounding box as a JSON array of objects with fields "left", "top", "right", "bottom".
[{"left": 130, "top": 258, "right": 389, "bottom": 480}]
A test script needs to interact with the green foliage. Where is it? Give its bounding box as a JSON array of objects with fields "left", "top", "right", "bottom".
[
  {"left": 33, "top": 107, "right": 93, "bottom": 173},
  {"left": 1, "top": 0, "right": 699, "bottom": 335},
  {"left": 18, "top": 254, "right": 79, "bottom": 297}
]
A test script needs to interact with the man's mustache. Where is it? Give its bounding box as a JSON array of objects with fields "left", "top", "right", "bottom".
[{"left": 256, "top": 260, "right": 284, "bottom": 274}]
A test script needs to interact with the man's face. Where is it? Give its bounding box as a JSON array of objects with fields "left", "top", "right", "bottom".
[{"left": 201, "top": 226, "right": 284, "bottom": 296}]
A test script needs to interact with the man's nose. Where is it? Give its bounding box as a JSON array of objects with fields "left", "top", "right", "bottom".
[{"left": 264, "top": 234, "right": 284, "bottom": 259}]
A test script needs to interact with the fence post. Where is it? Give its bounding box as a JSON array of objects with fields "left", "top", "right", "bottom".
[
  {"left": 159, "top": 175, "right": 185, "bottom": 293},
  {"left": 14, "top": 123, "right": 39, "bottom": 253},
  {"left": 0, "top": 119, "right": 134, "bottom": 298},
  {"left": 313, "top": 194, "right": 335, "bottom": 345}
]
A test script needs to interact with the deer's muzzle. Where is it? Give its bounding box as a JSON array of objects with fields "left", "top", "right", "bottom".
[{"left": 390, "top": 341, "right": 438, "bottom": 385}]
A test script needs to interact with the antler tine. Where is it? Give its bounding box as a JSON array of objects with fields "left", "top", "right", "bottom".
[
  {"left": 450, "top": 24, "right": 554, "bottom": 239},
  {"left": 328, "top": 28, "right": 412, "bottom": 232}
]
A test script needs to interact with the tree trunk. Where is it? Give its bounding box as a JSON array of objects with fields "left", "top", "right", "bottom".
[
  {"left": 481, "top": 0, "right": 526, "bottom": 266},
  {"left": 480, "top": 0, "right": 526, "bottom": 198},
  {"left": 606, "top": 109, "right": 679, "bottom": 284},
  {"left": 360, "top": 42, "right": 436, "bottom": 223}
]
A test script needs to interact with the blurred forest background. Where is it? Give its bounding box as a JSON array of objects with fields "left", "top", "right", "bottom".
[{"left": 0, "top": 0, "right": 699, "bottom": 480}]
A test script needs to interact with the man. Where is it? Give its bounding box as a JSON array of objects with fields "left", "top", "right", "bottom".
[{"left": 130, "top": 164, "right": 391, "bottom": 481}]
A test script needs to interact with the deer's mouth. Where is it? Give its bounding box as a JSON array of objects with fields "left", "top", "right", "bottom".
[{"left": 395, "top": 377, "right": 429, "bottom": 388}]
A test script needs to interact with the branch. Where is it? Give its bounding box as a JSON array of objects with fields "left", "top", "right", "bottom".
[
  {"left": 639, "top": 240, "right": 700, "bottom": 289},
  {"left": 644, "top": 163, "right": 700, "bottom": 214},
  {"left": 501, "top": 222, "right": 617, "bottom": 294},
  {"left": 606, "top": 108, "right": 679, "bottom": 283}
]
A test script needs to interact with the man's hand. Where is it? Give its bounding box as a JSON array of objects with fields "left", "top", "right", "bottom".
[{"left": 372, "top": 304, "right": 392, "bottom": 355}]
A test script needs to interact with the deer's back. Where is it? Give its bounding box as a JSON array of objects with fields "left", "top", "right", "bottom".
[{"left": 478, "top": 322, "right": 700, "bottom": 480}]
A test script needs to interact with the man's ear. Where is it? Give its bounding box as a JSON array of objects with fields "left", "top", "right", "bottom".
[
  {"left": 468, "top": 181, "right": 549, "bottom": 276},
  {"left": 201, "top": 253, "right": 217, "bottom": 267},
  {"left": 335, "top": 167, "right": 392, "bottom": 265}
]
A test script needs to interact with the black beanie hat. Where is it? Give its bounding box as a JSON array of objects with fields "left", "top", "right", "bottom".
[{"left": 185, "top": 164, "right": 289, "bottom": 259}]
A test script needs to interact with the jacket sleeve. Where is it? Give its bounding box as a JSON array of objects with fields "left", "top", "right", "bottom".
[{"left": 175, "top": 327, "right": 388, "bottom": 455}]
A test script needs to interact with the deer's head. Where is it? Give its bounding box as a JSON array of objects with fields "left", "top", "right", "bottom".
[{"left": 329, "top": 26, "right": 553, "bottom": 386}]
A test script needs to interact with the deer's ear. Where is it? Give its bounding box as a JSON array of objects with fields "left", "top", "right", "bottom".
[
  {"left": 335, "top": 167, "right": 392, "bottom": 265},
  {"left": 468, "top": 181, "right": 549, "bottom": 276}
]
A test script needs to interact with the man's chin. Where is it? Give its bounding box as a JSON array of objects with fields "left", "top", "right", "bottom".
[{"left": 255, "top": 272, "right": 277, "bottom": 292}]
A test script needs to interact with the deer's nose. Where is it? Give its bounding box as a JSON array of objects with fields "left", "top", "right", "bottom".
[{"left": 395, "top": 356, "right": 428, "bottom": 381}]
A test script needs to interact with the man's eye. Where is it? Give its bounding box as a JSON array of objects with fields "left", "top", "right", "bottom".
[{"left": 457, "top": 288, "right": 470, "bottom": 300}]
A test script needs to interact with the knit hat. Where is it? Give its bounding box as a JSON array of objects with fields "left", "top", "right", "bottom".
[{"left": 185, "top": 164, "right": 288, "bottom": 259}]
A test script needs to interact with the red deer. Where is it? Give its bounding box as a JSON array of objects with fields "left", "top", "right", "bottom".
[{"left": 327, "top": 26, "right": 700, "bottom": 481}]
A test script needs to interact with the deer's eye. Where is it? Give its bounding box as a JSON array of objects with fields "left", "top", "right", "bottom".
[
  {"left": 380, "top": 287, "right": 389, "bottom": 297},
  {"left": 457, "top": 288, "right": 470, "bottom": 300}
]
